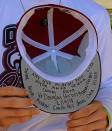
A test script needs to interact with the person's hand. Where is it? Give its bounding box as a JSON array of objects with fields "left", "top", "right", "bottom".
[
  {"left": 0, "top": 86, "right": 40, "bottom": 128},
  {"left": 66, "top": 100, "right": 108, "bottom": 131}
]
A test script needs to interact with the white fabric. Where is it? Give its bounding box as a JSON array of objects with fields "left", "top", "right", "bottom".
[
  {"left": 48, "top": 8, "right": 54, "bottom": 47},
  {"left": 0, "top": 0, "right": 112, "bottom": 131}
]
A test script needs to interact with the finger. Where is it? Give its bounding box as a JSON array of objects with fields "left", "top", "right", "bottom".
[
  {"left": 69, "top": 101, "right": 103, "bottom": 119},
  {"left": 67, "top": 120, "right": 107, "bottom": 131},
  {"left": 89, "top": 120, "right": 107, "bottom": 131},
  {"left": 0, "top": 108, "right": 40, "bottom": 118},
  {"left": 67, "top": 125, "right": 89, "bottom": 131},
  {"left": 67, "top": 109, "right": 107, "bottom": 128},
  {"left": 0, "top": 97, "right": 34, "bottom": 108},
  {"left": 0, "top": 86, "right": 28, "bottom": 97},
  {"left": 94, "top": 129, "right": 105, "bottom": 131},
  {"left": 0, "top": 116, "right": 32, "bottom": 127}
]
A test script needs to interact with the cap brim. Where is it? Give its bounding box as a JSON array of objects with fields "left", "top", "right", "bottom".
[{"left": 20, "top": 51, "right": 101, "bottom": 114}]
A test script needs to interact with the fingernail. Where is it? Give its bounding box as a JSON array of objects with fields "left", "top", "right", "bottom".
[
  {"left": 69, "top": 115, "right": 72, "bottom": 119},
  {"left": 34, "top": 108, "right": 40, "bottom": 113},
  {"left": 31, "top": 100, "right": 34, "bottom": 104},
  {"left": 25, "top": 90, "right": 29, "bottom": 95}
]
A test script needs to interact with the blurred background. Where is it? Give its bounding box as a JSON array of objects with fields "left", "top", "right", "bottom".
[{"left": 94, "top": 0, "right": 112, "bottom": 28}]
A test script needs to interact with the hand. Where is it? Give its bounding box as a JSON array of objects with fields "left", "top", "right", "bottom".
[
  {"left": 66, "top": 100, "right": 108, "bottom": 131},
  {"left": 0, "top": 86, "right": 40, "bottom": 128}
]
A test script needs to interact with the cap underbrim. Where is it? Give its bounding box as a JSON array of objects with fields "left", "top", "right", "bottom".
[{"left": 20, "top": 51, "right": 101, "bottom": 114}]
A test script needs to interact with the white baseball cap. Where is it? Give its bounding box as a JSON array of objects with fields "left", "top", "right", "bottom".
[{"left": 16, "top": 4, "right": 101, "bottom": 113}]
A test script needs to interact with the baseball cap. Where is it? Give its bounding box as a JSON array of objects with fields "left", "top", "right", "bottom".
[{"left": 16, "top": 4, "right": 101, "bottom": 113}]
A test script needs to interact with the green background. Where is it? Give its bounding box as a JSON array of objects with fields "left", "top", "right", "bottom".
[
  {"left": 110, "top": 17, "right": 112, "bottom": 29},
  {"left": 107, "top": 9, "right": 112, "bottom": 29}
]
